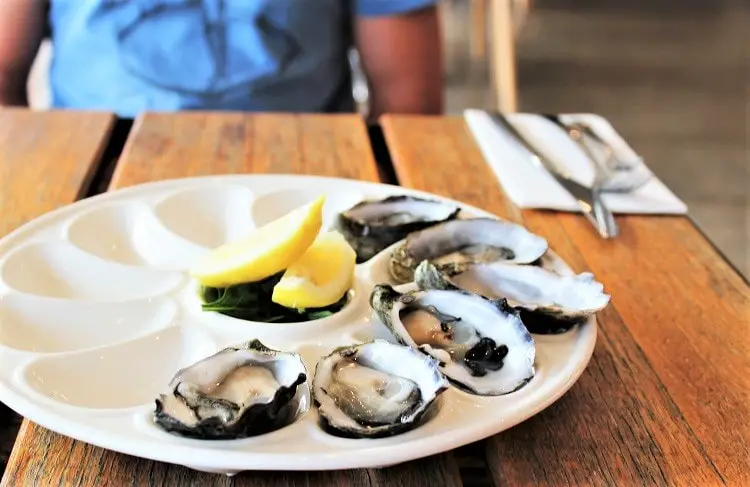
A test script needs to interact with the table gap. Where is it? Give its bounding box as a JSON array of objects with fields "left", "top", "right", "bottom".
[
  {"left": 367, "top": 124, "right": 398, "bottom": 186},
  {"left": 454, "top": 441, "right": 496, "bottom": 487},
  {"left": 84, "top": 117, "right": 135, "bottom": 197},
  {"left": 0, "top": 405, "right": 22, "bottom": 479}
]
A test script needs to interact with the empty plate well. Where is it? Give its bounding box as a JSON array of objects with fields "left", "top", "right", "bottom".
[
  {"left": 154, "top": 185, "right": 254, "bottom": 249},
  {"left": 20, "top": 326, "right": 216, "bottom": 409},
  {"left": 0, "top": 294, "right": 178, "bottom": 353},
  {"left": 0, "top": 241, "right": 185, "bottom": 301}
]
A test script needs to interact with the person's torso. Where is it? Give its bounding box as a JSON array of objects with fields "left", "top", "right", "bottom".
[{"left": 49, "top": 0, "right": 353, "bottom": 117}]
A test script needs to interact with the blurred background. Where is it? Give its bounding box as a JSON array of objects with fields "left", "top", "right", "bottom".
[
  {"left": 437, "top": 0, "right": 748, "bottom": 277},
  {"left": 2, "top": 0, "right": 747, "bottom": 476},
  {"left": 24, "top": 0, "right": 748, "bottom": 279}
]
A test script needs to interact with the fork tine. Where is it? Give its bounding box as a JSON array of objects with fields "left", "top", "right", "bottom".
[
  {"left": 546, "top": 114, "right": 652, "bottom": 194},
  {"left": 577, "top": 123, "right": 643, "bottom": 172},
  {"left": 600, "top": 169, "right": 652, "bottom": 193}
]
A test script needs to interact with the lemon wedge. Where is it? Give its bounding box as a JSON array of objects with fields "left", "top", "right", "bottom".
[
  {"left": 272, "top": 231, "right": 356, "bottom": 309},
  {"left": 190, "top": 196, "right": 325, "bottom": 288}
]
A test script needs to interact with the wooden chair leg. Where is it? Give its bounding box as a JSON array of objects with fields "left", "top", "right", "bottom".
[
  {"left": 489, "top": 0, "right": 518, "bottom": 112},
  {"left": 512, "top": 0, "right": 531, "bottom": 36},
  {"left": 470, "top": 0, "right": 487, "bottom": 61}
]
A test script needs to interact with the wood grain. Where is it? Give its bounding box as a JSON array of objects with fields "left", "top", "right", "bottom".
[
  {"left": 2, "top": 112, "right": 461, "bottom": 487},
  {"left": 111, "top": 112, "right": 379, "bottom": 189},
  {"left": 0, "top": 108, "right": 115, "bottom": 237},
  {"left": 381, "top": 115, "right": 749, "bottom": 486},
  {"left": 5, "top": 422, "right": 460, "bottom": 487}
]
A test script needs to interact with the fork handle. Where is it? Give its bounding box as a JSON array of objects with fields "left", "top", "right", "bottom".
[{"left": 592, "top": 191, "right": 619, "bottom": 238}]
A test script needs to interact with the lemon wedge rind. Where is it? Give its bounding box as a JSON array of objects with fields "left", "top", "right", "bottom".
[
  {"left": 189, "top": 196, "right": 325, "bottom": 288},
  {"left": 271, "top": 230, "right": 357, "bottom": 310}
]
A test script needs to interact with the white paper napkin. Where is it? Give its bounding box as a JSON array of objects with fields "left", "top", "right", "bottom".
[{"left": 463, "top": 109, "right": 688, "bottom": 214}]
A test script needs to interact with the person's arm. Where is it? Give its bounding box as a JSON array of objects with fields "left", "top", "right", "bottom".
[
  {"left": 0, "top": 0, "right": 46, "bottom": 106},
  {"left": 354, "top": 2, "right": 443, "bottom": 120}
]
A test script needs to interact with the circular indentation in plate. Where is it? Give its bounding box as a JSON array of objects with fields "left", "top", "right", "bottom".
[
  {"left": 66, "top": 202, "right": 151, "bottom": 265},
  {"left": 66, "top": 202, "right": 211, "bottom": 270},
  {"left": 0, "top": 175, "right": 599, "bottom": 473},
  {"left": 19, "top": 326, "right": 216, "bottom": 409},
  {"left": 182, "top": 275, "right": 370, "bottom": 342},
  {"left": 250, "top": 188, "right": 364, "bottom": 230},
  {"left": 133, "top": 217, "right": 211, "bottom": 271},
  {"left": 0, "top": 241, "right": 184, "bottom": 301},
  {"left": 294, "top": 343, "right": 337, "bottom": 375},
  {"left": 361, "top": 241, "right": 402, "bottom": 287},
  {"left": 348, "top": 326, "right": 379, "bottom": 344},
  {"left": 347, "top": 310, "right": 399, "bottom": 344},
  {"left": 0, "top": 294, "right": 178, "bottom": 353},
  {"left": 154, "top": 185, "right": 254, "bottom": 249}
]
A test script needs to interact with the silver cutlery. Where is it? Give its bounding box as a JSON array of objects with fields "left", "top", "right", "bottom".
[
  {"left": 567, "top": 120, "right": 635, "bottom": 170},
  {"left": 486, "top": 112, "right": 619, "bottom": 239},
  {"left": 544, "top": 115, "right": 652, "bottom": 193},
  {"left": 581, "top": 130, "right": 653, "bottom": 193}
]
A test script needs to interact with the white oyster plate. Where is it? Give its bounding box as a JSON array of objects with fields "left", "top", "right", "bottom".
[{"left": 0, "top": 175, "right": 597, "bottom": 475}]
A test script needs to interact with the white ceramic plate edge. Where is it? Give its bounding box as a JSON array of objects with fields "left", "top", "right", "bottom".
[{"left": 0, "top": 174, "right": 598, "bottom": 473}]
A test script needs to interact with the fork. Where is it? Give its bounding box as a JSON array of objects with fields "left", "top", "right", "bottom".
[
  {"left": 557, "top": 120, "right": 653, "bottom": 193},
  {"left": 489, "top": 112, "right": 619, "bottom": 239}
]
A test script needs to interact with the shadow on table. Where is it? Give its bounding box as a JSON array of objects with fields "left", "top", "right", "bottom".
[{"left": 0, "top": 403, "right": 22, "bottom": 477}]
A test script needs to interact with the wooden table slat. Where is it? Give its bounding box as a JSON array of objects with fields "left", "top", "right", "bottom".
[
  {"left": 0, "top": 108, "right": 115, "bottom": 237},
  {"left": 380, "top": 114, "right": 749, "bottom": 487},
  {"left": 2, "top": 111, "right": 461, "bottom": 487},
  {"left": 110, "top": 112, "right": 380, "bottom": 189},
  {"left": 6, "top": 423, "right": 461, "bottom": 487}
]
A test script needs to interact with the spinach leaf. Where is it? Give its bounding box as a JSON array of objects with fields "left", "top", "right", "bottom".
[
  {"left": 307, "top": 310, "right": 335, "bottom": 320},
  {"left": 200, "top": 274, "right": 349, "bottom": 323}
]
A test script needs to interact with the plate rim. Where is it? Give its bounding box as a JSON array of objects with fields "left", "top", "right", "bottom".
[{"left": 0, "top": 174, "right": 598, "bottom": 472}]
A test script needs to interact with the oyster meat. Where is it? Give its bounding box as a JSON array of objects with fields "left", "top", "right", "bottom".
[
  {"left": 313, "top": 339, "right": 448, "bottom": 438},
  {"left": 414, "top": 260, "right": 610, "bottom": 334},
  {"left": 154, "top": 339, "right": 307, "bottom": 439},
  {"left": 370, "top": 284, "right": 535, "bottom": 396},
  {"left": 389, "top": 218, "right": 548, "bottom": 283},
  {"left": 333, "top": 195, "right": 460, "bottom": 263}
]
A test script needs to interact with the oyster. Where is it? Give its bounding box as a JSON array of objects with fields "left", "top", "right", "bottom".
[
  {"left": 414, "top": 260, "right": 610, "bottom": 334},
  {"left": 370, "top": 284, "right": 535, "bottom": 396},
  {"left": 389, "top": 218, "right": 548, "bottom": 283},
  {"left": 154, "top": 339, "right": 307, "bottom": 439},
  {"left": 313, "top": 339, "right": 448, "bottom": 438},
  {"left": 333, "top": 195, "right": 460, "bottom": 263}
]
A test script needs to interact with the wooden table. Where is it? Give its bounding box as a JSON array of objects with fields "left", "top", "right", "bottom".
[{"left": 1, "top": 109, "right": 747, "bottom": 486}]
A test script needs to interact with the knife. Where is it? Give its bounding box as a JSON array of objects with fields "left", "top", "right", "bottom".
[{"left": 486, "top": 111, "right": 618, "bottom": 239}]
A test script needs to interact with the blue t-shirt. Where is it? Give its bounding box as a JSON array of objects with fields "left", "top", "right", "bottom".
[{"left": 48, "top": 0, "right": 435, "bottom": 118}]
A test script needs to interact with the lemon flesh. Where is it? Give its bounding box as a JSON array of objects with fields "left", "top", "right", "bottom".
[
  {"left": 272, "top": 231, "right": 356, "bottom": 309},
  {"left": 190, "top": 196, "right": 325, "bottom": 288}
]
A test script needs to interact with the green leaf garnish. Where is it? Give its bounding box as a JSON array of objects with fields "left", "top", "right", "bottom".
[{"left": 200, "top": 273, "right": 349, "bottom": 323}]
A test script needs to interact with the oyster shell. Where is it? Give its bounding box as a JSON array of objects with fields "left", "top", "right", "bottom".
[
  {"left": 370, "top": 284, "right": 535, "bottom": 396},
  {"left": 153, "top": 339, "right": 307, "bottom": 439},
  {"left": 333, "top": 195, "right": 460, "bottom": 263},
  {"left": 414, "top": 260, "right": 610, "bottom": 334},
  {"left": 313, "top": 339, "right": 448, "bottom": 438},
  {"left": 389, "top": 218, "right": 548, "bottom": 283}
]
